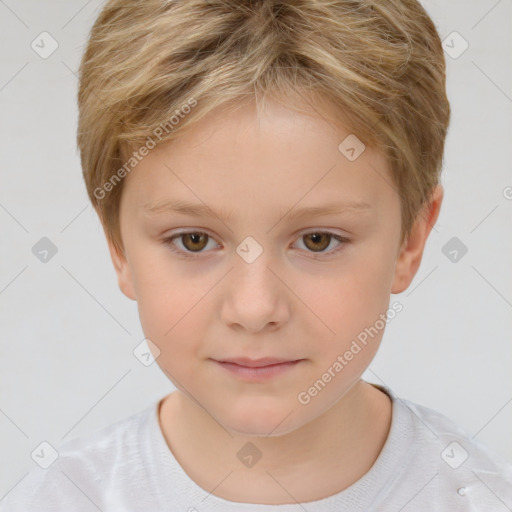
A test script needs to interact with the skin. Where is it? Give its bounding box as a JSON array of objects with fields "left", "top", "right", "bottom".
[{"left": 106, "top": 95, "right": 443, "bottom": 504}]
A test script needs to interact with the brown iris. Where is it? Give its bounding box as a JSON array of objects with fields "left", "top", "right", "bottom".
[
  {"left": 302, "top": 233, "right": 331, "bottom": 252},
  {"left": 181, "top": 232, "right": 209, "bottom": 252}
]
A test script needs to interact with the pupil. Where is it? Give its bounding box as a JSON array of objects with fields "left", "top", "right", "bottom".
[{"left": 184, "top": 233, "right": 207, "bottom": 252}]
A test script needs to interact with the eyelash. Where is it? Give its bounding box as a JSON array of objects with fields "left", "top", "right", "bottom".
[{"left": 161, "top": 230, "right": 350, "bottom": 259}]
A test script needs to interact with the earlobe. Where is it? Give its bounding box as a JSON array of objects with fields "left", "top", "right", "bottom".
[
  {"left": 107, "top": 239, "right": 137, "bottom": 301},
  {"left": 391, "top": 184, "right": 444, "bottom": 294}
]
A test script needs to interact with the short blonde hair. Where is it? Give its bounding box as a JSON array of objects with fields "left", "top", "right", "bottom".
[{"left": 77, "top": 0, "right": 450, "bottom": 255}]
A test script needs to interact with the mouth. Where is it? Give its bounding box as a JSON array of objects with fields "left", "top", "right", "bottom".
[
  {"left": 216, "top": 357, "right": 302, "bottom": 367},
  {"left": 210, "top": 357, "right": 305, "bottom": 381}
]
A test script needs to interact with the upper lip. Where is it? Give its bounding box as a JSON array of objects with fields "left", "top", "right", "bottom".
[{"left": 213, "top": 357, "right": 301, "bottom": 368}]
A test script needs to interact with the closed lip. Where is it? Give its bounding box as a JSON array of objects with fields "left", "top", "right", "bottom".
[{"left": 212, "top": 357, "right": 303, "bottom": 368}]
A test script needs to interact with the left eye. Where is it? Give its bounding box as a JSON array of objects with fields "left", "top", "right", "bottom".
[
  {"left": 295, "top": 232, "right": 348, "bottom": 255},
  {"left": 162, "top": 230, "right": 349, "bottom": 258}
]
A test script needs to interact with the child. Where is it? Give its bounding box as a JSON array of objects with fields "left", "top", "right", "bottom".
[{"left": 2, "top": 0, "right": 511, "bottom": 510}]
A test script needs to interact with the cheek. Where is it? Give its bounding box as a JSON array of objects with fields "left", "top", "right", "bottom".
[
  {"left": 129, "top": 252, "right": 207, "bottom": 356},
  {"left": 298, "top": 252, "right": 395, "bottom": 374},
  {"left": 136, "top": 287, "right": 209, "bottom": 386},
  {"left": 303, "top": 259, "right": 393, "bottom": 331},
  {"left": 137, "top": 284, "right": 204, "bottom": 343}
]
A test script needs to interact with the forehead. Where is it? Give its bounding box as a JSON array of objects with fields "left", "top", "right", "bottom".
[{"left": 121, "top": 97, "right": 396, "bottom": 219}]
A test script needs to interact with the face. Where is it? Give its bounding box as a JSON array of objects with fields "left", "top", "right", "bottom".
[{"left": 109, "top": 96, "right": 438, "bottom": 437}]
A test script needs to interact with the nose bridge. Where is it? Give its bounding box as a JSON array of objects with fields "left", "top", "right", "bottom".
[
  {"left": 233, "top": 235, "right": 277, "bottom": 292},
  {"left": 220, "top": 236, "right": 288, "bottom": 331}
]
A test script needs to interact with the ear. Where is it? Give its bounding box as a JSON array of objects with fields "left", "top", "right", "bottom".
[
  {"left": 391, "top": 184, "right": 444, "bottom": 294},
  {"left": 107, "top": 239, "right": 137, "bottom": 301}
]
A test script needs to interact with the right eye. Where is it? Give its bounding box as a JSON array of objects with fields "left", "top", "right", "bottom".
[{"left": 162, "top": 231, "right": 220, "bottom": 258}]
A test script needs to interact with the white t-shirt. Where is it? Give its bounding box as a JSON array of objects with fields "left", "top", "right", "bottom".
[{"left": 2, "top": 384, "right": 512, "bottom": 511}]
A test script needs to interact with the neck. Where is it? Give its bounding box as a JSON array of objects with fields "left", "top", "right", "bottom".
[{"left": 159, "top": 380, "right": 392, "bottom": 504}]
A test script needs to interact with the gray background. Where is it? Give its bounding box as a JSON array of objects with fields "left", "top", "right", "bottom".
[{"left": 1, "top": 0, "right": 511, "bottom": 498}]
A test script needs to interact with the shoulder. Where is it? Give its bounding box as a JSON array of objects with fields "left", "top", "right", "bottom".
[
  {"left": 385, "top": 394, "right": 512, "bottom": 511},
  {"left": 401, "top": 397, "right": 512, "bottom": 472},
  {"left": 0, "top": 402, "right": 158, "bottom": 512}
]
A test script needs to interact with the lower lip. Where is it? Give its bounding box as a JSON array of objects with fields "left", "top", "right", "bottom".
[{"left": 212, "top": 360, "right": 303, "bottom": 381}]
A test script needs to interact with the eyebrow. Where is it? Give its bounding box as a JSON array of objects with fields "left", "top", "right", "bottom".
[{"left": 143, "top": 199, "right": 372, "bottom": 223}]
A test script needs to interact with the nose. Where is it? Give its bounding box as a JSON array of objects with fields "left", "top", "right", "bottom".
[{"left": 220, "top": 250, "right": 290, "bottom": 333}]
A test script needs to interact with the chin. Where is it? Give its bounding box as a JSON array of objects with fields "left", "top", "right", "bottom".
[
  {"left": 214, "top": 397, "right": 303, "bottom": 437},
  {"left": 225, "top": 417, "right": 299, "bottom": 438}
]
